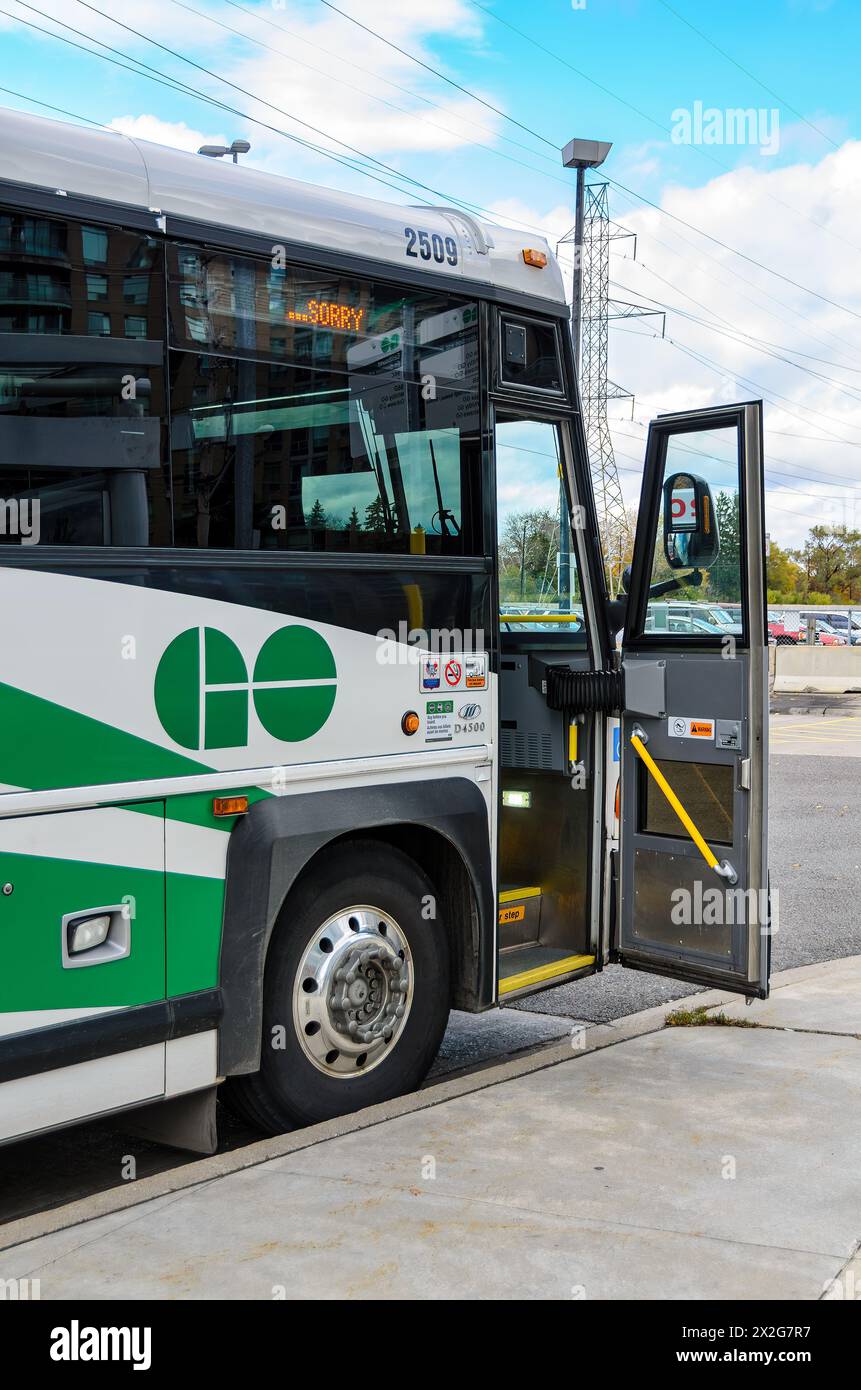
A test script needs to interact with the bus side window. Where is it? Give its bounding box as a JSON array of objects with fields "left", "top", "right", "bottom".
[{"left": 0, "top": 210, "right": 169, "bottom": 546}]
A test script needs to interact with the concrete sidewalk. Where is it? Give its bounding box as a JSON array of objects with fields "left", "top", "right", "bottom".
[{"left": 2, "top": 957, "right": 859, "bottom": 1300}]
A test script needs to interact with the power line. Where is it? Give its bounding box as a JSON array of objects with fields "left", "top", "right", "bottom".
[
  {"left": 468, "top": 0, "right": 861, "bottom": 258},
  {"left": 656, "top": 0, "right": 841, "bottom": 152},
  {"left": 602, "top": 181, "right": 861, "bottom": 363},
  {"left": 71, "top": 0, "right": 511, "bottom": 220},
  {"left": 604, "top": 171, "right": 861, "bottom": 324},
  {"left": 312, "top": 0, "right": 861, "bottom": 326},
  {"left": 612, "top": 324, "right": 861, "bottom": 449},
  {"left": 167, "top": 0, "right": 579, "bottom": 202},
  {"left": 2, "top": 2, "right": 434, "bottom": 201},
  {"left": 15, "top": 0, "right": 861, "bottom": 336},
  {"left": 610, "top": 278, "right": 861, "bottom": 407},
  {"left": 315, "top": 0, "right": 557, "bottom": 149},
  {"left": 611, "top": 423, "right": 861, "bottom": 497},
  {"left": 220, "top": 0, "right": 566, "bottom": 172},
  {"left": 5, "top": 1, "right": 538, "bottom": 229},
  {"left": 0, "top": 82, "right": 102, "bottom": 126},
  {"left": 610, "top": 259, "right": 861, "bottom": 375}
]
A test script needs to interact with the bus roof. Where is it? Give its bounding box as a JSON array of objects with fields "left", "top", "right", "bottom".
[{"left": 0, "top": 105, "right": 567, "bottom": 310}]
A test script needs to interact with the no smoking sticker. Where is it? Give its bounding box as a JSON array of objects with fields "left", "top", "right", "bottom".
[
  {"left": 668, "top": 716, "right": 714, "bottom": 740},
  {"left": 444, "top": 659, "right": 462, "bottom": 687}
]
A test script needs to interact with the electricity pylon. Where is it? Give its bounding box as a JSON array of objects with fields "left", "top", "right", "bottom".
[{"left": 560, "top": 182, "right": 664, "bottom": 595}]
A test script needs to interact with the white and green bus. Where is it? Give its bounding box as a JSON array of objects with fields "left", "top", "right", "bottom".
[{"left": 0, "top": 106, "right": 769, "bottom": 1150}]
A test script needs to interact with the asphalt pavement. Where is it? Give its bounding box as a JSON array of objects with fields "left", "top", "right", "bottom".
[{"left": 444, "top": 713, "right": 861, "bottom": 1053}]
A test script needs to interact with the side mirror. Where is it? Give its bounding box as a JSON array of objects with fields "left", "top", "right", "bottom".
[{"left": 662, "top": 471, "right": 720, "bottom": 570}]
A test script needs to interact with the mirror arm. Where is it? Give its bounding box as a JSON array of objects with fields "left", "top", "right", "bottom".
[
  {"left": 606, "top": 593, "right": 627, "bottom": 632},
  {"left": 647, "top": 567, "right": 703, "bottom": 600}
]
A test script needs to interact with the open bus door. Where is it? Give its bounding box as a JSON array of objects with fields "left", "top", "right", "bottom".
[{"left": 613, "top": 401, "right": 770, "bottom": 998}]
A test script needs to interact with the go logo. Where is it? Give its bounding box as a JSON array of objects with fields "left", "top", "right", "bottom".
[{"left": 154, "top": 625, "right": 337, "bottom": 750}]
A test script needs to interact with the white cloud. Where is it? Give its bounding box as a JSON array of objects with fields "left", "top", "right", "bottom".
[
  {"left": 482, "top": 143, "right": 861, "bottom": 546},
  {"left": 108, "top": 114, "right": 227, "bottom": 153},
  {"left": 0, "top": 0, "right": 501, "bottom": 160},
  {"left": 613, "top": 144, "right": 861, "bottom": 540}
]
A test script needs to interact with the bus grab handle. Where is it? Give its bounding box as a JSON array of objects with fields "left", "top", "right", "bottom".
[{"left": 629, "top": 726, "right": 738, "bottom": 885}]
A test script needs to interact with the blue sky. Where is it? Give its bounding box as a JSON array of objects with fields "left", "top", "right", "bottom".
[{"left": 1, "top": 0, "right": 859, "bottom": 545}]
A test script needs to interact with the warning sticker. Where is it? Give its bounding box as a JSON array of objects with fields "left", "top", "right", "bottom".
[
  {"left": 499, "top": 905, "right": 525, "bottom": 925},
  {"left": 464, "top": 654, "right": 487, "bottom": 689},
  {"left": 444, "top": 658, "right": 462, "bottom": 688},
  {"left": 425, "top": 699, "right": 454, "bottom": 742},
  {"left": 668, "top": 716, "right": 715, "bottom": 740}
]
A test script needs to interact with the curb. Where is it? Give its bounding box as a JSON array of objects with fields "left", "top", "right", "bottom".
[
  {"left": 1, "top": 955, "right": 856, "bottom": 1255},
  {"left": 770, "top": 698, "right": 861, "bottom": 718}
]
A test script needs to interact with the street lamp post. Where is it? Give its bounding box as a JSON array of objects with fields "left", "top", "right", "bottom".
[
  {"left": 561, "top": 138, "right": 612, "bottom": 371},
  {"left": 560, "top": 139, "right": 612, "bottom": 608}
]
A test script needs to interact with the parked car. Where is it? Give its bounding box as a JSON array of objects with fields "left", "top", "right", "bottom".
[
  {"left": 767, "top": 611, "right": 798, "bottom": 644},
  {"left": 815, "top": 623, "right": 848, "bottom": 646},
  {"left": 787, "top": 615, "right": 848, "bottom": 645},
  {"left": 666, "top": 603, "right": 743, "bottom": 635},
  {"left": 801, "top": 611, "right": 861, "bottom": 645}
]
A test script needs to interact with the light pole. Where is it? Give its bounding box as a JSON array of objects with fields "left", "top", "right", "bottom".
[
  {"left": 561, "top": 138, "right": 612, "bottom": 371},
  {"left": 559, "top": 139, "right": 612, "bottom": 609},
  {"left": 198, "top": 139, "right": 252, "bottom": 164}
]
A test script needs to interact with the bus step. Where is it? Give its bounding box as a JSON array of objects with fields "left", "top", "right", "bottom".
[
  {"left": 498, "top": 885, "right": 542, "bottom": 946},
  {"left": 498, "top": 946, "right": 596, "bottom": 998}
]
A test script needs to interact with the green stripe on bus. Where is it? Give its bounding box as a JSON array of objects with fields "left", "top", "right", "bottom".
[
  {"left": 0, "top": 681, "right": 211, "bottom": 790},
  {"left": 0, "top": 851, "right": 166, "bottom": 1010},
  {"left": 166, "top": 871, "right": 226, "bottom": 996}
]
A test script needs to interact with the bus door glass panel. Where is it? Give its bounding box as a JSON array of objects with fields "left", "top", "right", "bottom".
[
  {"left": 617, "top": 403, "right": 769, "bottom": 998},
  {"left": 494, "top": 417, "right": 591, "bottom": 961}
]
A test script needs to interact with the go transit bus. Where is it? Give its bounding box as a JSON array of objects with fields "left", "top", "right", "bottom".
[{"left": 0, "top": 107, "right": 769, "bottom": 1149}]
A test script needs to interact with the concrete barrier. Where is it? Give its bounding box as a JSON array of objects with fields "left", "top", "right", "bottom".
[{"left": 773, "top": 644, "right": 861, "bottom": 693}]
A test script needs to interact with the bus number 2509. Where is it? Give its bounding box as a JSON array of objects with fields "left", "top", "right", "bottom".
[{"left": 403, "top": 226, "right": 458, "bottom": 266}]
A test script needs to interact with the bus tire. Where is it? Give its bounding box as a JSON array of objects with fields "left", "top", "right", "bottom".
[{"left": 223, "top": 840, "right": 451, "bottom": 1133}]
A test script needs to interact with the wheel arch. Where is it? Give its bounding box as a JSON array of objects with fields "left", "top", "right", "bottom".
[{"left": 217, "top": 776, "right": 494, "bottom": 1077}]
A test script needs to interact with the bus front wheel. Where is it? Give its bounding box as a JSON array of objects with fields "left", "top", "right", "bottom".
[{"left": 225, "top": 840, "right": 451, "bottom": 1133}]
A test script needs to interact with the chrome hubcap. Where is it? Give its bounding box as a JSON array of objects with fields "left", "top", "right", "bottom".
[{"left": 293, "top": 906, "right": 414, "bottom": 1078}]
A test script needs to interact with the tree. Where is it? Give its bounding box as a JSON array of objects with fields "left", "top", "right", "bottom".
[
  {"left": 498, "top": 509, "right": 558, "bottom": 603},
  {"left": 711, "top": 490, "right": 741, "bottom": 603},
  {"left": 364, "top": 494, "right": 395, "bottom": 535},
  {"left": 790, "top": 525, "right": 860, "bottom": 600},
  {"left": 766, "top": 540, "right": 804, "bottom": 604},
  {"left": 306, "top": 498, "right": 327, "bottom": 529}
]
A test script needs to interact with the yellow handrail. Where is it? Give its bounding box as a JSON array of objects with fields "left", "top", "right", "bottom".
[
  {"left": 630, "top": 732, "right": 733, "bottom": 879},
  {"left": 499, "top": 614, "right": 582, "bottom": 623}
]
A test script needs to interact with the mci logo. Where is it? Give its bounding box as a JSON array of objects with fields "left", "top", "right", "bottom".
[{"left": 154, "top": 625, "right": 337, "bottom": 750}]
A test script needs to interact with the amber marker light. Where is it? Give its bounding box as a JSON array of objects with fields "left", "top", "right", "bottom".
[
  {"left": 213, "top": 795, "right": 249, "bottom": 817},
  {"left": 522, "top": 248, "right": 548, "bottom": 268},
  {"left": 401, "top": 711, "right": 420, "bottom": 736}
]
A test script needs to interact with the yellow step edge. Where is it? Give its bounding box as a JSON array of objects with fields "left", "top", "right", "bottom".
[
  {"left": 498, "top": 886, "right": 542, "bottom": 904},
  {"left": 498, "top": 953, "right": 595, "bottom": 996}
]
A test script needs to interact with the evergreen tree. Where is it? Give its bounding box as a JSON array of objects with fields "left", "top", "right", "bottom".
[{"left": 307, "top": 498, "right": 327, "bottom": 529}]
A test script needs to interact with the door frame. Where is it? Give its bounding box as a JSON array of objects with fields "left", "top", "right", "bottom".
[
  {"left": 489, "top": 403, "right": 611, "bottom": 981},
  {"left": 615, "top": 400, "right": 769, "bottom": 997}
]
